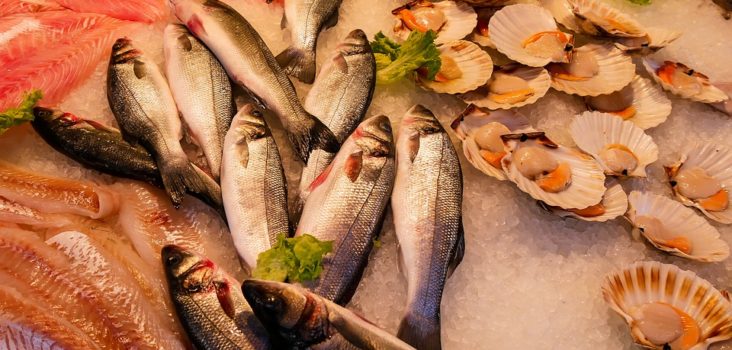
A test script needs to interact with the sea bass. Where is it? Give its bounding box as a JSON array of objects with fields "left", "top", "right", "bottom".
[
  {"left": 164, "top": 23, "right": 234, "bottom": 180},
  {"left": 243, "top": 279, "right": 415, "bottom": 350},
  {"left": 392, "top": 105, "right": 465, "bottom": 350},
  {"left": 222, "top": 104, "right": 289, "bottom": 270},
  {"left": 296, "top": 116, "right": 395, "bottom": 305},
  {"left": 162, "top": 245, "right": 269, "bottom": 350},
  {"left": 170, "top": 0, "right": 339, "bottom": 162},
  {"left": 276, "top": 0, "right": 344, "bottom": 83}
]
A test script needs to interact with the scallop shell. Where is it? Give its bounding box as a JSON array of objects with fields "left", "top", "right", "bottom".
[
  {"left": 460, "top": 64, "right": 551, "bottom": 109},
  {"left": 643, "top": 58, "right": 729, "bottom": 103},
  {"left": 626, "top": 191, "right": 730, "bottom": 262},
  {"left": 665, "top": 142, "right": 732, "bottom": 224},
  {"left": 711, "top": 83, "right": 732, "bottom": 116},
  {"left": 541, "top": 180, "right": 628, "bottom": 222},
  {"left": 541, "top": 0, "right": 582, "bottom": 32},
  {"left": 548, "top": 43, "right": 635, "bottom": 96},
  {"left": 468, "top": 7, "right": 498, "bottom": 48},
  {"left": 614, "top": 27, "right": 682, "bottom": 53},
  {"left": 501, "top": 132, "right": 606, "bottom": 209},
  {"left": 602, "top": 261, "right": 732, "bottom": 350},
  {"left": 586, "top": 75, "right": 672, "bottom": 130},
  {"left": 567, "top": 0, "right": 646, "bottom": 37},
  {"left": 419, "top": 40, "right": 494, "bottom": 94},
  {"left": 393, "top": 1, "right": 478, "bottom": 44},
  {"left": 451, "top": 104, "right": 532, "bottom": 180},
  {"left": 569, "top": 111, "right": 658, "bottom": 177},
  {"left": 489, "top": 4, "right": 574, "bottom": 67}
]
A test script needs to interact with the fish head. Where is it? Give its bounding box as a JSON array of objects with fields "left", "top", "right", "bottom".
[
  {"left": 163, "top": 23, "right": 194, "bottom": 57},
  {"left": 401, "top": 104, "right": 443, "bottom": 136},
  {"left": 32, "top": 107, "right": 65, "bottom": 123},
  {"left": 108, "top": 37, "right": 150, "bottom": 81},
  {"left": 229, "top": 104, "right": 269, "bottom": 142},
  {"left": 337, "top": 29, "right": 372, "bottom": 57},
  {"left": 353, "top": 115, "right": 394, "bottom": 158},
  {"left": 242, "top": 280, "right": 311, "bottom": 329},
  {"left": 162, "top": 245, "right": 216, "bottom": 294}
]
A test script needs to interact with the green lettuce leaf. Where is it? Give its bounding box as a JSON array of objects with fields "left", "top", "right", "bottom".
[
  {"left": 370, "top": 30, "right": 441, "bottom": 85},
  {"left": 0, "top": 90, "right": 43, "bottom": 134},
  {"left": 253, "top": 234, "right": 333, "bottom": 282}
]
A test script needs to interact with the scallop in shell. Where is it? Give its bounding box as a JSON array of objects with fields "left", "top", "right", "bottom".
[
  {"left": 392, "top": 0, "right": 478, "bottom": 44},
  {"left": 567, "top": 0, "right": 646, "bottom": 37},
  {"left": 469, "top": 7, "right": 498, "bottom": 48},
  {"left": 547, "top": 43, "right": 635, "bottom": 96},
  {"left": 614, "top": 27, "right": 682, "bottom": 54},
  {"left": 419, "top": 40, "right": 494, "bottom": 94},
  {"left": 643, "top": 58, "right": 729, "bottom": 103},
  {"left": 570, "top": 111, "right": 658, "bottom": 177},
  {"left": 665, "top": 142, "right": 732, "bottom": 224},
  {"left": 585, "top": 75, "right": 672, "bottom": 130},
  {"left": 539, "top": 180, "right": 628, "bottom": 222},
  {"left": 602, "top": 261, "right": 732, "bottom": 350},
  {"left": 460, "top": 64, "right": 551, "bottom": 109},
  {"left": 451, "top": 104, "right": 532, "bottom": 180},
  {"left": 626, "top": 191, "right": 730, "bottom": 262},
  {"left": 489, "top": 3, "right": 574, "bottom": 67}
]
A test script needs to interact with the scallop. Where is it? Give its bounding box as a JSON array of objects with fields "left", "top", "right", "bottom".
[
  {"left": 626, "top": 191, "right": 729, "bottom": 262},
  {"left": 665, "top": 142, "right": 732, "bottom": 224},
  {"left": 540, "top": 180, "right": 628, "bottom": 222},
  {"left": 585, "top": 75, "right": 672, "bottom": 130},
  {"left": 643, "top": 58, "right": 729, "bottom": 103},
  {"left": 393, "top": 0, "right": 478, "bottom": 44},
  {"left": 419, "top": 40, "right": 494, "bottom": 94},
  {"left": 614, "top": 27, "right": 682, "bottom": 54},
  {"left": 711, "top": 82, "right": 732, "bottom": 116},
  {"left": 489, "top": 3, "right": 575, "bottom": 67},
  {"left": 567, "top": 0, "right": 646, "bottom": 37},
  {"left": 468, "top": 7, "right": 498, "bottom": 48},
  {"left": 541, "top": 0, "right": 582, "bottom": 32},
  {"left": 602, "top": 261, "right": 732, "bottom": 350},
  {"left": 570, "top": 111, "right": 658, "bottom": 177},
  {"left": 547, "top": 43, "right": 635, "bottom": 96},
  {"left": 460, "top": 64, "right": 551, "bottom": 110}
]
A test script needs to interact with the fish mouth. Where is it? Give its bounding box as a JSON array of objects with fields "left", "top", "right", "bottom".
[
  {"left": 338, "top": 29, "right": 372, "bottom": 56},
  {"left": 32, "top": 107, "right": 61, "bottom": 122},
  {"left": 242, "top": 280, "right": 285, "bottom": 323}
]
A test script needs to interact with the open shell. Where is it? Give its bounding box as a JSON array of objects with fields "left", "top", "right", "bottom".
[
  {"left": 626, "top": 191, "right": 730, "bottom": 262},
  {"left": 393, "top": 0, "right": 478, "bottom": 44},
  {"left": 468, "top": 7, "right": 498, "bottom": 48},
  {"left": 501, "top": 132, "right": 606, "bottom": 209},
  {"left": 614, "top": 27, "right": 682, "bottom": 54},
  {"left": 585, "top": 75, "right": 672, "bottom": 130},
  {"left": 548, "top": 43, "right": 635, "bottom": 96},
  {"left": 419, "top": 40, "right": 494, "bottom": 94},
  {"left": 643, "top": 58, "right": 729, "bottom": 103},
  {"left": 602, "top": 261, "right": 732, "bottom": 350},
  {"left": 460, "top": 64, "right": 551, "bottom": 109},
  {"left": 665, "top": 142, "right": 732, "bottom": 224},
  {"left": 451, "top": 104, "right": 532, "bottom": 180},
  {"left": 489, "top": 4, "right": 574, "bottom": 67},
  {"left": 541, "top": 0, "right": 583, "bottom": 32},
  {"left": 540, "top": 180, "right": 628, "bottom": 222},
  {"left": 570, "top": 111, "right": 658, "bottom": 177},
  {"left": 567, "top": 0, "right": 646, "bottom": 37}
]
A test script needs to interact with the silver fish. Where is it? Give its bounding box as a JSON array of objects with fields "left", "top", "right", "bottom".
[
  {"left": 392, "top": 105, "right": 465, "bottom": 350},
  {"left": 243, "top": 279, "right": 415, "bottom": 350},
  {"left": 221, "top": 104, "right": 290, "bottom": 271},
  {"left": 298, "top": 29, "right": 376, "bottom": 206},
  {"left": 276, "top": 0, "right": 344, "bottom": 83},
  {"left": 164, "top": 23, "right": 234, "bottom": 181},
  {"left": 170, "top": 0, "right": 339, "bottom": 163},
  {"left": 296, "top": 115, "right": 395, "bottom": 305}
]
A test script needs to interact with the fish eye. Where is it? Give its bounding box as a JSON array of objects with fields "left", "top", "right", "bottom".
[
  {"left": 252, "top": 110, "right": 263, "bottom": 118},
  {"left": 166, "top": 253, "right": 182, "bottom": 266},
  {"left": 264, "top": 295, "right": 282, "bottom": 312}
]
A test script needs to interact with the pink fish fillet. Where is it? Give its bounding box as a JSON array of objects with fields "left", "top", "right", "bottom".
[
  {"left": 55, "top": 0, "right": 166, "bottom": 23},
  {"left": 0, "top": 0, "right": 63, "bottom": 17}
]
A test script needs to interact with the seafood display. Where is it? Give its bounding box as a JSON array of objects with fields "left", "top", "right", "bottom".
[{"left": 392, "top": 0, "right": 477, "bottom": 44}]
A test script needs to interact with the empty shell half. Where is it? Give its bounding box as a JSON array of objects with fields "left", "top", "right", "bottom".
[
  {"left": 419, "top": 40, "right": 494, "bottom": 94},
  {"left": 547, "top": 43, "right": 635, "bottom": 96},
  {"left": 643, "top": 58, "right": 729, "bottom": 103},
  {"left": 460, "top": 64, "right": 551, "bottom": 109},
  {"left": 540, "top": 180, "right": 628, "bottom": 222},
  {"left": 614, "top": 27, "right": 682, "bottom": 54},
  {"left": 585, "top": 75, "right": 672, "bottom": 130},
  {"left": 393, "top": 0, "right": 478, "bottom": 44}
]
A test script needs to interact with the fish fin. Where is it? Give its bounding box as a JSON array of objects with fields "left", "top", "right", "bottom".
[
  {"left": 215, "top": 280, "right": 237, "bottom": 319},
  {"left": 184, "top": 164, "right": 226, "bottom": 219},
  {"left": 276, "top": 46, "right": 316, "bottom": 84},
  {"left": 289, "top": 116, "right": 339, "bottom": 163},
  {"left": 133, "top": 60, "right": 146, "bottom": 79},
  {"left": 332, "top": 53, "right": 349, "bottom": 74},
  {"left": 323, "top": 11, "right": 339, "bottom": 29},
  {"left": 397, "top": 312, "right": 442, "bottom": 350},
  {"left": 177, "top": 34, "right": 192, "bottom": 51},
  {"left": 396, "top": 242, "right": 406, "bottom": 278},
  {"left": 344, "top": 151, "right": 363, "bottom": 182},
  {"left": 280, "top": 12, "right": 287, "bottom": 29},
  {"left": 447, "top": 220, "right": 465, "bottom": 278}
]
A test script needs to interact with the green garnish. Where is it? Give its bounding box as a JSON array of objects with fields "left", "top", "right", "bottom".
[
  {"left": 370, "top": 30, "right": 441, "bottom": 85},
  {"left": 0, "top": 90, "right": 43, "bottom": 134},
  {"left": 253, "top": 234, "right": 333, "bottom": 282},
  {"left": 626, "top": 0, "right": 651, "bottom": 5}
]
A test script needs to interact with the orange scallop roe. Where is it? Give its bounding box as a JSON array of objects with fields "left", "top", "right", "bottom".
[
  {"left": 480, "top": 150, "right": 506, "bottom": 169},
  {"left": 697, "top": 189, "right": 729, "bottom": 212},
  {"left": 568, "top": 203, "right": 606, "bottom": 217},
  {"left": 398, "top": 9, "right": 428, "bottom": 32},
  {"left": 536, "top": 162, "right": 571, "bottom": 193},
  {"left": 489, "top": 89, "right": 535, "bottom": 104},
  {"left": 612, "top": 106, "right": 637, "bottom": 120}
]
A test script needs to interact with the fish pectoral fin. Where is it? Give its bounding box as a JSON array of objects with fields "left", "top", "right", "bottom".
[
  {"left": 177, "top": 33, "right": 193, "bottom": 52},
  {"left": 396, "top": 242, "right": 406, "bottom": 278},
  {"left": 447, "top": 221, "right": 466, "bottom": 278},
  {"left": 133, "top": 59, "right": 147, "bottom": 79},
  {"left": 235, "top": 138, "right": 250, "bottom": 168},
  {"left": 280, "top": 12, "right": 287, "bottom": 29},
  {"left": 344, "top": 151, "right": 363, "bottom": 182},
  {"left": 214, "top": 280, "right": 237, "bottom": 319}
]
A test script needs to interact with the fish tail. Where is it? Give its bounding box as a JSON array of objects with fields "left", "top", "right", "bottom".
[
  {"left": 158, "top": 159, "right": 192, "bottom": 207},
  {"left": 289, "top": 116, "right": 339, "bottom": 163},
  {"left": 397, "top": 312, "right": 442, "bottom": 350},
  {"left": 276, "top": 46, "right": 316, "bottom": 84},
  {"left": 186, "top": 164, "right": 226, "bottom": 219}
]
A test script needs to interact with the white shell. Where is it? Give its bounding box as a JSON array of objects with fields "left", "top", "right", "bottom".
[
  {"left": 586, "top": 75, "right": 672, "bottom": 130},
  {"left": 420, "top": 40, "right": 494, "bottom": 94},
  {"left": 543, "top": 180, "right": 628, "bottom": 222},
  {"left": 626, "top": 191, "right": 730, "bottom": 262},
  {"left": 460, "top": 65, "right": 551, "bottom": 109},
  {"left": 393, "top": 1, "right": 478, "bottom": 44},
  {"left": 643, "top": 58, "right": 730, "bottom": 103},
  {"left": 468, "top": 7, "right": 498, "bottom": 48},
  {"left": 614, "top": 27, "right": 682, "bottom": 53},
  {"left": 567, "top": 0, "right": 646, "bottom": 37},
  {"left": 541, "top": 0, "right": 582, "bottom": 32},
  {"left": 502, "top": 133, "right": 606, "bottom": 209},
  {"left": 489, "top": 4, "right": 573, "bottom": 67},
  {"left": 451, "top": 104, "right": 532, "bottom": 180},
  {"left": 666, "top": 142, "right": 732, "bottom": 224},
  {"left": 711, "top": 83, "right": 732, "bottom": 116},
  {"left": 602, "top": 261, "right": 732, "bottom": 350},
  {"left": 569, "top": 111, "right": 658, "bottom": 177},
  {"left": 549, "top": 43, "right": 635, "bottom": 96}
]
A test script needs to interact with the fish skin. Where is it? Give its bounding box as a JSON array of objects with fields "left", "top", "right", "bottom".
[
  {"left": 170, "top": 0, "right": 339, "bottom": 163},
  {"left": 222, "top": 104, "right": 289, "bottom": 270},
  {"left": 298, "top": 29, "right": 376, "bottom": 207},
  {"left": 296, "top": 115, "right": 396, "bottom": 305},
  {"left": 162, "top": 245, "right": 270, "bottom": 350},
  {"left": 243, "top": 279, "right": 415, "bottom": 350},
  {"left": 276, "top": 0, "right": 344, "bottom": 83},
  {"left": 55, "top": 0, "right": 166, "bottom": 23},
  {"left": 392, "top": 105, "right": 465, "bottom": 350},
  {"left": 164, "top": 23, "right": 234, "bottom": 181}
]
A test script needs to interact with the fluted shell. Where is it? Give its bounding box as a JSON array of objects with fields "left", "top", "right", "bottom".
[
  {"left": 569, "top": 111, "right": 658, "bottom": 177},
  {"left": 626, "top": 191, "right": 730, "bottom": 262},
  {"left": 393, "top": 1, "right": 478, "bottom": 44},
  {"left": 468, "top": 7, "right": 498, "bottom": 48},
  {"left": 420, "top": 40, "right": 494, "bottom": 94},
  {"left": 615, "top": 27, "right": 682, "bottom": 53},
  {"left": 643, "top": 58, "right": 730, "bottom": 103},
  {"left": 567, "top": 0, "right": 646, "bottom": 37},
  {"left": 665, "top": 142, "right": 732, "bottom": 224},
  {"left": 541, "top": 180, "right": 628, "bottom": 222},
  {"left": 489, "top": 4, "right": 574, "bottom": 67},
  {"left": 461, "top": 64, "right": 551, "bottom": 109},
  {"left": 602, "top": 261, "right": 732, "bottom": 350},
  {"left": 586, "top": 75, "right": 672, "bottom": 130},
  {"left": 548, "top": 43, "right": 635, "bottom": 96},
  {"left": 451, "top": 104, "right": 532, "bottom": 180},
  {"left": 501, "top": 132, "right": 606, "bottom": 209},
  {"left": 541, "top": 0, "right": 582, "bottom": 32}
]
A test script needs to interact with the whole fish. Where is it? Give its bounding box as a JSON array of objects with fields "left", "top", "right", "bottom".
[
  {"left": 392, "top": 105, "right": 465, "bottom": 350},
  {"left": 221, "top": 104, "right": 289, "bottom": 271},
  {"left": 107, "top": 37, "right": 219, "bottom": 207},
  {"left": 243, "top": 279, "right": 415, "bottom": 350},
  {"left": 276, "top": 0, "right": 344, "bottom": 83},
  {"left": 296, "top": 115, "right": 395, "bottom": 305},
  {"left": 170, "top": 0, "right": 339, "bottom": 162},
  {"left": 162, "top": 245, "right": 269, "bottom": 350},
  {"left": 298, "top": 29, "right": 376, "bottom": 205},
  {"left": 164, "top": 23, "right": 234, "bottom": 180}
]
